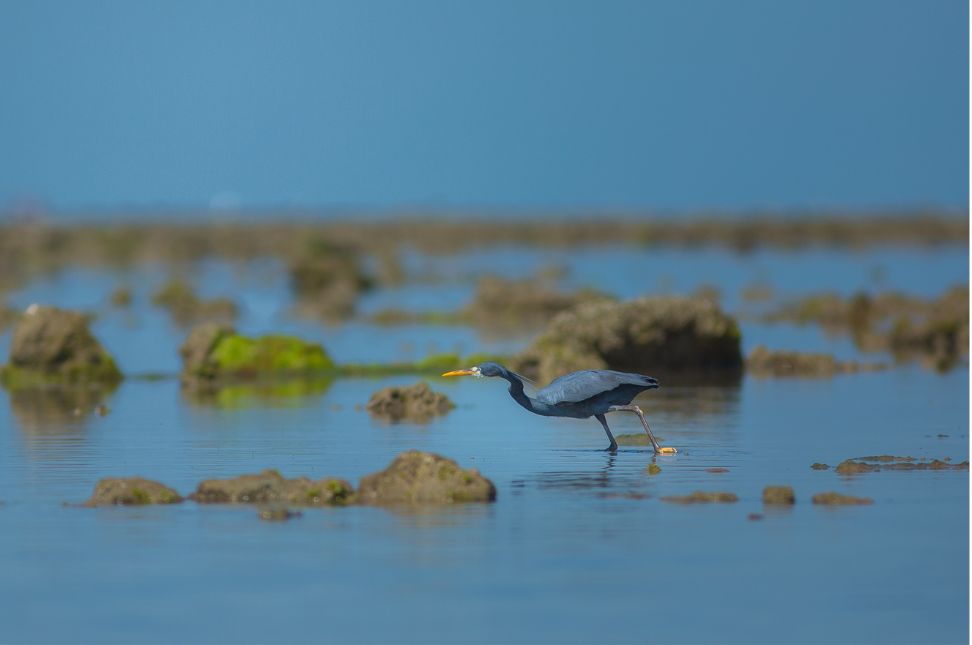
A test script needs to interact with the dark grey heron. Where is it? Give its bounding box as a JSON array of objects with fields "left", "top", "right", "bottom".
[{"left": 443, "top": 361, "right": 676, "bottom": 454}]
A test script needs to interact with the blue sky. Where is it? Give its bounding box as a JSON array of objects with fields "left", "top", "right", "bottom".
[{"left": 0, "top": 0, "right": 967, "bottom": 212}]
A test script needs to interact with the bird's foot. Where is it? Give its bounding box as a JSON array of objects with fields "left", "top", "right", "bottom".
[
  {"left": 605, "top": 444, "right": 619, "bottom": 453},
  {"left": 655, "top": 446, "right": 678, "bottom": 455}
]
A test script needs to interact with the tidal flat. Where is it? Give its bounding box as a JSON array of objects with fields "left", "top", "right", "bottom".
[{"left": 0, "top": 221, "right": 967, "bottom": 644}]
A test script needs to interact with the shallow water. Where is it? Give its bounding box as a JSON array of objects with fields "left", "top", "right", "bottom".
[{"left": 0, "top": 244, "right": 968, "bottom": 643}]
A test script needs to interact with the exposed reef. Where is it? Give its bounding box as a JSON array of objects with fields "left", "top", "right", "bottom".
[
  {"left": 762, "top": 486, "right": 796, "bottom": 505},
  {"left": 1, "top": 305, "right": 122, "bottom": 386},
  {"left": 190, "top": 470, "right": 355, "bottom": 506},
  {"left": 152, "top": 278, "right": 238, "bottom": 325},
  {"left": 763, "top": 286, "right": 969, "bottom": 371},
  {"left": 179, "top": 324, "right": 334, "bottom": 381},
  {"left": 660, "top": 491, "right": 738, "bottom": 504},
  {"left": 745, "top": 346, "right": 886, "bottom": 377},
  {"left": 84, "top": 477, "right": 183, "bottom": 506},
  {"left": 289, "top": 239, "right": 373, "bottom": 322},
  {"left": 812, "top": 492, "right": 873, "bottom": 505},
  {"left": 365, "top": 382, "right": 455, "bottom": 423},
  {"left": 513, "top": 296, "right": 742, "bottom": 385},
  {"left": 835, "top": 456, "right": 969, "bottom": 474},
  {"left": 356, "top": 451, "right": 496, "bottom": 505}
]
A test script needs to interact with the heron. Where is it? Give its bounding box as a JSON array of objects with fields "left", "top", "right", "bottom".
[{"left": 442, "top": 361, "right": 676, "bottom": 454}]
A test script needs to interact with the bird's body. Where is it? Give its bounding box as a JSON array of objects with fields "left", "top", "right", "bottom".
[{"left": 443, "top": 362, "right": 675, "bottom": 454}]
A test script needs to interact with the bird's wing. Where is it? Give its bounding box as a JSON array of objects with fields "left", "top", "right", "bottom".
[{"left": 535, "top": 370, "right": 658, "bottom": 405}]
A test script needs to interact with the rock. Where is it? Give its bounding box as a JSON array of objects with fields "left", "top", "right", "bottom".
[
  {"left": 810, "top": 463, "right": 830, "bottom": 470},
  {"left": 190, "top": 469, "right": 354, "bottom": 506},
  {"left": 365, "top": 382, "right": 454, "bottom": 423},
  {"left": 179, "top": 325, "right": 334, "bottom": 380},
  {"left": 289, "top": 241, "right": 373, "bottom": 321},
  {"left": 836, "top": 456, "right": 968, "bottom": 474},
  {"left": 835, "top": 460, "right": 882, "bottom": 475},
  {"left": 258, "top": 507, "right": 303, "bottom": 522},
  {"left": 746, "top": 346, "right": 886, "bottom": 378},
  {"left": 762, "top": 485, "right": 796, "bottom": 505},
  {"left": 356, "top": 451, "right": 496, "bottom": 505},
  {"left": 2, "top": 305, "right": 122, "bottom": 385},
  {"left": 706, "top": 468, "right": 729, "bottom": 474},
  {"left": 512, "top": 296, "right": 742, "bottom": 385},
  {"left": 812, "top": 492, "right": 874, "bottom": 505},
  {"left": 462, "top": 276, "right": 614, "bottom": 328},
  {"left": 84, "top": 477, "right": 183, "bottom": 506},
  {"left": 109, "top": 286, "right": 133, "bottom": 307},
  {"left": 152, "top": 278, "right": 237, "bottom": 325},
  {"left": 660, "top": 491, "right": 738, "bottom": 504}
]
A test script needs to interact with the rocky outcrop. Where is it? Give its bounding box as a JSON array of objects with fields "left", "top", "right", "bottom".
[
  {"left": 2, "top": 305, "right": 122, "bottom": 385},
  {"left": 356, "top": 451, "right": 496, "bottom": 505},
  {"left": 365, "top": 382, "right": 454, "bottom": 423},
  {"left": 513, "top": 296, "right": 742, "bottom": 385},
  {"left": 84, "top": 477, "right": 183, "bottom": 506}
]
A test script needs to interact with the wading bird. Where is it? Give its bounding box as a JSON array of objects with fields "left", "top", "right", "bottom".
[{"left": 442, "top": 362, "right": 676, "bottom": 454}]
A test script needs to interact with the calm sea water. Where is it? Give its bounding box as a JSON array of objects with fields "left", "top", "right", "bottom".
[{"left": 0, "top": 244, "right": 967, "bottom": 644}]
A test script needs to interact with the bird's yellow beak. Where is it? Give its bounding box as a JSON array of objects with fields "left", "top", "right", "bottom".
[{"left": 442, "top": 368, "right": 476, "bottom": 377}]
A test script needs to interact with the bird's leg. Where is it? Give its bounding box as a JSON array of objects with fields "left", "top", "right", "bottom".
[
  {"left": 595, "top": 414, "right": 618, "bottom": 452},
  {"left": 608, "top": 405, "right": 677, "bottom": 454}
]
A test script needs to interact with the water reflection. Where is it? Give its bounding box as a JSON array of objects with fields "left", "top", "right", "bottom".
[
  {"left": 7, "top": 383, "right": 117, "bottom": 437},
  {"left": 181, "top": 377, "right": 334, "bottom": 409}
]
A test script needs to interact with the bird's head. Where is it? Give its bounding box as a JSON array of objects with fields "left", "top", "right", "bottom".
[{"left": 442, "top": 361, "right": 504, "bottom": 379}]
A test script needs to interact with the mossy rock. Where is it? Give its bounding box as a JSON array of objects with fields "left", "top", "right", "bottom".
[
  {"left": 84, "top": 477, "right": 183, "bottom": 506},
  {"left": 2, "top": 305, "right": 122, "bottom": 386},
  {"left": 357, "top": 451, "right": 496, "bottom": 505},
  {"left": 512, "top": 296, "right": 742, "bottom": 385},
  {"left": 179, "top": 324, "right": 334, "bottom": 380},
  {"left": 365, "top": 382, "right": 454, "bottom": 423},
  {"left": 190, "top": 469, "right": 354, "bottom": 506}
]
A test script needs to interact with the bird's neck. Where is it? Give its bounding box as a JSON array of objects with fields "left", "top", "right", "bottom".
[{"left": 502, "top": 370, "right": 551, "bottom": 416}]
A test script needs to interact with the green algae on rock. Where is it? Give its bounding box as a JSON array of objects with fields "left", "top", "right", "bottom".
[
  {"left": 1, "top": 305, "right": 122, "bottom": 386},
  {"left": 190, "top": 469, "right": 355, "bottom": 506},
  {"left": 661, "top": 491, "right": 738, "bottom": 504},
  {"left": 812, "top": 492, "right": 874, "bottom": 506},
  {"left": 512, "top": 296, "right": 742, "bottom": 385},
  {"left": 762, "top": 486, "right": 796, "bottom": 505},
  {"left": 356, "top": 451, "right": 496, "bottom": 505},
  {"left": 179, "top": 324, "right": 334, "bottom": 380},
  {"left": 365, "top": 382, "right": 455, "bottom": 423},
  {"left": 746, "top": 346, "right": 886, "bottom": 378},
  {"left": 84, "top": 477, "right": 183, "bottom": 506}
]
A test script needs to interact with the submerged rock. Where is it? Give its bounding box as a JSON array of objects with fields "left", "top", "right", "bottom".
[
  {"left": 190, "top": 469, "right": 354, "bottom": 506},
  {"left": 762, "top": 486, "right": 796, "bottom": 505},
  {"left": 513, "top": 296, "right": 742, "bottom": 385},
  {"left": 365, "top": 382, "right": 454, "bottom": 423},
  {"left": 258, "top": 507, "right": 303, "bottom": 522},
  {"left": 2, "top": 305, "right": 122, "bottom": 386},
  {"left": 84, "top": 477, "right": 183, "bottom": 506},
  {"left": 179, "top": 324, "right": 334, "bottom": 380},
  {"left": 660, "top": 491, "right": 738, "bottom": 504},
  {"left": 356, "top": 451, "right": 496, "bottom": 505},
  {"left": 812, "top": 492, "right": 873, "bottom": 506},
  {"left": 746, "top": 346, "right": 886, "bottom": 378},
  {"left": 810, "top": 463, "right": 830, "bottom": 470}
]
